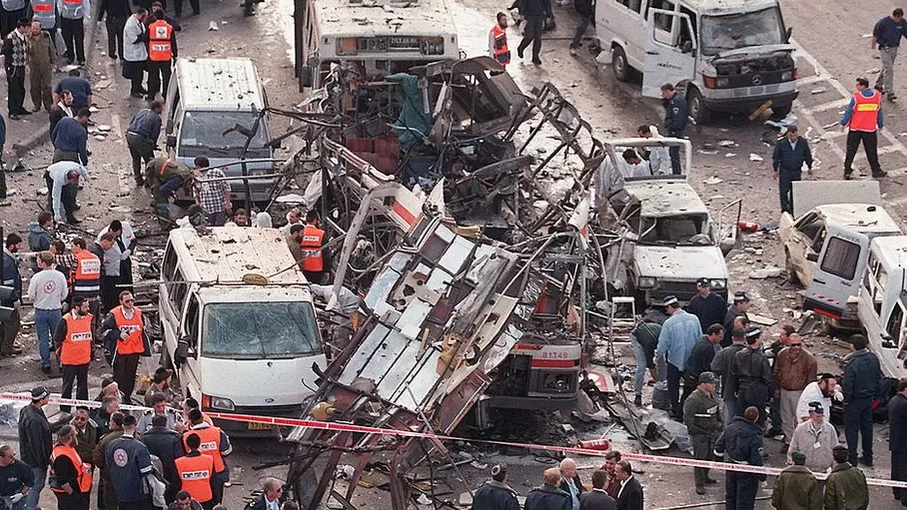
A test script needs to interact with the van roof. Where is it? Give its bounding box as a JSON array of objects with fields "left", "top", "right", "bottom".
[
  {"left": 872, "top": 236, "right": 907, "bottom": 267},
  {"left": 816, "top": 204, "right": 902, "bottom": 235},
  {"left": 313, "top": 0, "right": 456, "bottom": 37},
  {"left": 167, "top": 227, "right": 307, "bottom": 285},
  {"left": 680, "top": 0, "right": 778, "bottom": 15},
  {"left": 174, "top": 58, "right": 264, "bottom": 111}
]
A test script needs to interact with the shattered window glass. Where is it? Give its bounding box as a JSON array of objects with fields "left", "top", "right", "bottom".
[
  {"left": 701, "top": 7, "right": 785, "bottom": 55},
  {"left": 202, "top": 302, "right": 322, "bottom": 358},
  {"left": 180, "top": 111, "right": 269, "bottom": 154}
]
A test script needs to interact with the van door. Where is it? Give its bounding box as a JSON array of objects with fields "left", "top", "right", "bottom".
[
  {"left": 642, "top": 8, "right": 696, "bottom": 97},
  {"left": 805, "top": 225, "right": 870, "bottom": 319},
  {"left": 178, "top": 295, "right": 202, "bottom": 395}
]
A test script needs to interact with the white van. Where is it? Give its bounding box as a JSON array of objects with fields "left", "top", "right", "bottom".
[
  {"left": 163, "top": 58, "right": 275, "bottom": 202},
  {"left": 595, "top": 0, "right": 797, "bottom": 122},
  {"left": 857, "top": 236, "right": 907, "bottom": 378},
  {"left": 159, "top": 227, "right": 325, "bottom": 435}
]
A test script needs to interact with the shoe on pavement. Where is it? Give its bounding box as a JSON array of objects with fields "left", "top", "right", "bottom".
[
  {"left": 705, "top": 478, "right": 718, "bottom": 485},
  {"left": 695, "top": 486, "right": 706, "bottom": 495},
  {"left": 130, "top": 92, "right": 144, "bottom": 98},
  {"left": 873, "top": 170, "right": 888, "bottom": 178},
  {"left": 517, "top": 47, "right": 524, "bottom": 59},
  {"left": 843, "top": 172, "right": 853, "bottom": 180},
  {"left": 569, "top": 48, "right": 577, "bottom": 56},
  {"left": 66, "top": 217, "right": 82, "bottom": 225},
  {"left": 9, "top": 114, "right": 19, "bottom": 120},
  {"left": 532, "top": 58, "right": 542, "bottom": 65},
  {"left": 41, "top": 366, "right": 51, "bottom": 375},
  {"left": 858, "top": 457, "right": 873, "bottom": 468},
  {"left": 764, "top": 428, "right": 782, "bottom": 438}
]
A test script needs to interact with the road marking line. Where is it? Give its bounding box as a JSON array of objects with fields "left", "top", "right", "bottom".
[{"left": 802, "top": 97, "right": 850, "bottom": 115}]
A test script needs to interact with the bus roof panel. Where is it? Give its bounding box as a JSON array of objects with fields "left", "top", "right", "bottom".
[{"left": 314, "top": 0, "right": 456, "bottom": 37}]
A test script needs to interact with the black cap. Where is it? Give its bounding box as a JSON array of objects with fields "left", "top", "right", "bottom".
[
  {"left": 696, "top": 277, "right": 710, "bottom": 287},
  {"left": 31, "top": 386, "right": 49, "bottom": 400},
  {"left": 663, "top": 295, "right": 679, "bottom": 307},
  {"left": 733, "top": 291, "right": 750, "bottom": 303},
  {"left": 698, "top": 371, "right": 718, "bottom": 384},
  {"left": 808, "top": 401, "right": 825, "bottom": 415},
  {"left": 744, "top": 326, "right": 762, "bottom": 339}
]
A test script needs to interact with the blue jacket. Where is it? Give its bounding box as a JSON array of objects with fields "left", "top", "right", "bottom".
[
  {"left": 772, "top": 137, "right": 813, "bottom": 175},
  {"left": 663, "top": 94, "right": 689, "bottom": 132},
  {"left": 51, "top": 117, "right": 88, "bottom": 165},
  {"left": 840, "top": 89, "right": 884, "bottom": 129},
  {"left": 843, "top": 349, "right": 881, "bottom": 401},
  {"left": 655, "top": 308, "right": 701, "bottom": 371},
  {"left": 2, "top": 248, "right": 21, "bottom": 305},
  {"left": 715, "top": 416, "right": 766, "bottom": 479}
]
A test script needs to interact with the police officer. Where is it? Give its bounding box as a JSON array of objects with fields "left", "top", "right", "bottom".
[
  {"left": 174, "top": 433, "right": 214, "bottom": 509},
  {"left": 100, "top": 291, "right": 148, "bottom": 399},
  {"left": 52, "top": 295, "right": 94, "bottom": 413},
  {"left": 105, "top": 415, "right": 157, "bottom": 510},
  {"left": 49, "top": 425, "right": 92, "bottom": 510},
  {"left": 660, "top": 83, "right": 688, "bottom": 175},
  {"left": 300, "top": 210, "right": 331, "bottom": 284},
  {"left": 182, "top": 409, "right": 231, "bottom": 505},
  {"left": 727, "top": 327, "right": 772, "bottom": 426},
  {"left": 714, "top": 406, "right": 765, "bottom": 510},
  {"left": 473, "top": 464, "right": 519, "bottom": 510},
  {"left": 687, "top": 278, "right": 727, "bottom": 334},
  {"left": 683, "top": 371, "right": 722, "bottom": 495},
  {"left": 145, "top": 9, "right": 176, "bottom": 101},
  {"left": 841, "top": 77, "right": 886, "bottom": 179}
]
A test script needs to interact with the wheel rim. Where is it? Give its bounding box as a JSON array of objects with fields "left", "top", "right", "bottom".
[
  {"left": 690, "top": 94, "right": 702, "bottom": 119},
  {"left": 613, "top": 53, "right": 625, "bottom": 77}
]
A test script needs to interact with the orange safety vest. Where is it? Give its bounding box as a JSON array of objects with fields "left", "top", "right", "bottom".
[
  {"left": 50, "top": 444, "right": 93, "bottom": 493},
  {"left": 72, "top": 250, "right": 101, "bottom": 296},
  {"left": 491, "top": 25, "right": 510, "bottom": 65},
  {"left": 182, "top": 427, "right": 225, "bottom": 473},
  {"left": 849, "top": 90, "right": 881, "bottom": 132},
  {"left": 112, "top": 306, "right": 145, "bottom": 355},
  {"left": 174, "top": 453, "right": 214, "bottom": 503},
  {"left": 300, "top": 225, "right": 325, "bottom": 272},
  {"left": 60, "top": 312, "right": 93, "bottom": 365},
  {"left": 148, "top": 20, "right": 174, "bottom": 62}
]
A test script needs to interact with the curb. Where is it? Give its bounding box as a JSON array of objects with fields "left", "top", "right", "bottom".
[{"left": 12, "top": 0, "right": 103, "bottom": 159}]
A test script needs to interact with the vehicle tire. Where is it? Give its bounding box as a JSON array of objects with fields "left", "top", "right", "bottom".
[
  {"left": 772, "top": 103, "right": 793, "bottom": 118},
  {"left": 612, "top": 46, "right": 630, "bottom": 82},
  {"left": 785, "top": 248, "right": 800, "bottom": 286},
  {"left": 686, "top": 87, "right": 711, "bottom": 124}
]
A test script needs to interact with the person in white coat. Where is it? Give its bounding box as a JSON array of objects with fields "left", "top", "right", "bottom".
[
  {"left": 796, "top": 374, "right": 842, "bottom": 422},
  {"left": 122, "top": 8, "right": 148, "bottom": 98}
]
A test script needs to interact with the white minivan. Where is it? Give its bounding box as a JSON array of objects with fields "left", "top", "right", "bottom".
[
  {"left": 857, "top": 236, "right": 907, "bottom": 378},
  {"left": 163, "top": 58, "right": 275, "bottom": 202},
  {"left": 595, "top": 0, "right": 797, "bottom": 122},
  {"left": 159, "top": 227, "right": 325, "bottom": 435}
]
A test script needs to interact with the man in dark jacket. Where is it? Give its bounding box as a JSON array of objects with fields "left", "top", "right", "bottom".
[
  {"left": 525, "top": 468, "right": 571, "bottom": 510},
  {"left": 772, "top": 125, "right": 813, "bottom": 213},
  {"left": 660, "top": 83, "right": 688, "bottom": 174},
  {"left": 17, "top": 387, "right": 52, "bottom": 510},
  {"left": 579, "top": 471, "right": 615, "bottom": 510},
  {"left": 473, "top": 464, "right": 519, "bottom": 510},
  {"left": 770, "top": 451, "right": 820, "bottom": 510},
  {"left": 98, "top": 0, "right": 131, "bottom": 59},
  {"left": 683, "top": 371, "right": 722, "bottom": 495},
  {"left": 568, "top": 0, "right": 594, "bottom": 55},
  {"left": 248, "top": 478, "right": 282, "bottom": 510},
  {"left": 51, "top": 109, "right": 90, "bottom": 165},
  {"left": 711, "top": 328, "right": 747, "bottom": 423},
  {"left": 722, "top": 291, "right": 751, "bottom": 347},
  {"left": 843, "top": 334, "right": 882, "bottom": 467},
  {"left": 558, "top": 458, "right": 584, "bottom": 510},
  {"left": 515, "top": 0, "right": 552, "bottom": 66},
  {"left": 93, "top": 412, "right": 125, "bottom": 510},
  {"left": 687, "top": 278, "right": 727, "bottom": 334},
  {"left": 825, "top": 445, "right": 869, "bottom": 510},
  {"left": 715, "top": 407, "right": 766, "bottom": 510},
  {"left": 727, "top": 327, "right": 772, "bottom": 425},
  {"left": 614, "top": 461, "right": 642, "bottom": 510},
  {"left": 890, "top": 377, "right": 907, "bottom": 505},
  {"left": 140, "top": 414, "right": 183, "bottom": 503},
  {"left": 683, "top": 324, "right": 723, "bottom": 392},
  {"left": 1, "top": 233, "right": 23, "bottom": 357}
]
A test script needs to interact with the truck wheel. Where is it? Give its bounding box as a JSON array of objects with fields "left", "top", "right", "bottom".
[
  {"left": 612, "top": 46, "right": 629, "bottom": 82},
  {"left": 686, "top": 87, "right": 711, "bottom": 124},
  {"left": 772, "top": 103, "right": 793, "bottom": 118}
]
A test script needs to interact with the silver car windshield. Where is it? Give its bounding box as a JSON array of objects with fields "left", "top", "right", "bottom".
[
  {"left": 701, "top": 7, "right": 785, "bottom": 56},
  {"left": 202, "top": 302, "right": 322, "bottom": 358}
]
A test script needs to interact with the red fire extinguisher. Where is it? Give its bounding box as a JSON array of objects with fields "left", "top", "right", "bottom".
[
  {"left": 577, "top": 439, "right": 611, "bottom": 450},
  {"left": 737, "top": 221, "right": 759, "bottom": 232}
]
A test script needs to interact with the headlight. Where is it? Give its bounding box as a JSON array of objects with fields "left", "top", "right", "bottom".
[
  {"left": 710, "top": 279, "right": 726, "bottom": 289},
  {"left": 716, "top": 78, "right": 730, "bottom": 88},
  {"left": 210, "top": 396, "right": 235, "bottom": 411},
  {"left": 781, "top": 70, "right": 793, "bottom": 81},
  {"left": 638, "top": 277, "right": 657, "bottom": 289}
]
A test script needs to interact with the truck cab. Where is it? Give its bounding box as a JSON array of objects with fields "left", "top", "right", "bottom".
[{"left": 595, "top": 0, "right": 797, "bottom": 122}]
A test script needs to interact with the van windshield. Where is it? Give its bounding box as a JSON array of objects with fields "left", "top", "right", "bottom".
[
  {"left": 180, "top": 111, "right": 270, "bottom": 156},
  {"left": 701, "top": 7, "right": 785, "bottom": 56},
  {"left": 202, "top": 302, "right": 322, "bottom": 358}
]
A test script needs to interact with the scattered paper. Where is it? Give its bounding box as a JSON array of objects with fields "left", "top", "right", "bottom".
[
  {"left": 810, "top": 87, "right": 826, "bottom": 95},
  {"left": 749, "top": 153, "right": 764, "bottom": 162},
  {"left": 703, "top": 176, "right": 723, "bottom": 185},
  {"left": 208, "top": 21, "right": 219, "bottom": 30},
  {"left": 718, "top": 140, "right": 736, "bottom": 147}
]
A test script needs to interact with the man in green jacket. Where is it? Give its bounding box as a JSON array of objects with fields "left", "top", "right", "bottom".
[
  {"left": 683, "top": 371, "right": 723, "bottom": 495},
  {"left": 824, "top": 445, "right": 869, "bottom": 510},
  {"left": 770, "top": 451, "right": 819, "bottom": 510}
]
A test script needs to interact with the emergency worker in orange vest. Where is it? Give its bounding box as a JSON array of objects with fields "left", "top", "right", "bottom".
[
  {"left": 146, "top": 9, "right": 177, "bottom": 101},
  {"left": 53, "top": 295, "right": 94, "bottom": 413},
  {"left": 70, "top": 237, "right": 101, "bottom": 321},
  {"left": 100, "top": 291, "right": 148, "bottom": 399},
  {"left": 300, "top": 210, "right": 331, "bottom": 284},
  {"left": 49, "top": 425, "right": 93, "bottom": 510},
  {"left": 488, "top": 13, "right": 510, "bottom": 66},
  {"left": 175, "top": 433, "right": 215, "bottom": 509},
  {"left": 182, "top": 409, "right": 232, "bottom": 505},
  {"left": 841, "top": 77, "right": 887, "bottom": 179}
]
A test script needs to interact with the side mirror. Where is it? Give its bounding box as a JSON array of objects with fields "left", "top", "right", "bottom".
[
  {"left": 166, "top": 135, "right": 177, "bottom": 149},
  {"left": 806, "top": 252, "right": 819, "bottom": 263},
  {"left": 785, "top": 27, "right": 793, "bottom": 42},
  {"left": 681, "top": 41, "right": 693, "bottom": 54},
  {"left": 299, "top": 64, "right": 314, "bottom": 88}
]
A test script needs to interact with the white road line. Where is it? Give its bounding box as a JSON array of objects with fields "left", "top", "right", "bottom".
[{"left": 802, "top": 97, "right": 850, "bottom": 115}]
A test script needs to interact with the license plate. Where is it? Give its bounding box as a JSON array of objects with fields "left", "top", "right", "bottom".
[{"left": 247, "top": 422, "right": 274, "bottom": 430}]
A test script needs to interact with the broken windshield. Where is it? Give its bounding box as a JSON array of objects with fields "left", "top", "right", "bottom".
[
  {"left": 638, "top": 215, "right": 712, "bottom": 245},
  {"left": 700, "top": 7, "right": 785, "bottom": 56},
  {"left": 180, "top": 111, "right": 269, "bottom": 153},
  {"left": 202, "top": 302, "right": 322, "bottom": 358}
]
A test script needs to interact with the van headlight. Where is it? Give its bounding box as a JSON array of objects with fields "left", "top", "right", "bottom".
[
  {"left": 781, "top": 70, "right": 793, "bottom": 81},
  {"left": 716, "top": 78, "right": 730, "bottom": 88},
  {"left": 210, "top": 396, "right": 235, "bottom": 411},
  {"left": 638, "top": 277, "right": 657, "bottom": 289},
  {"left": 710, "top": 279, "right": 726, "bottom": 289}
]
